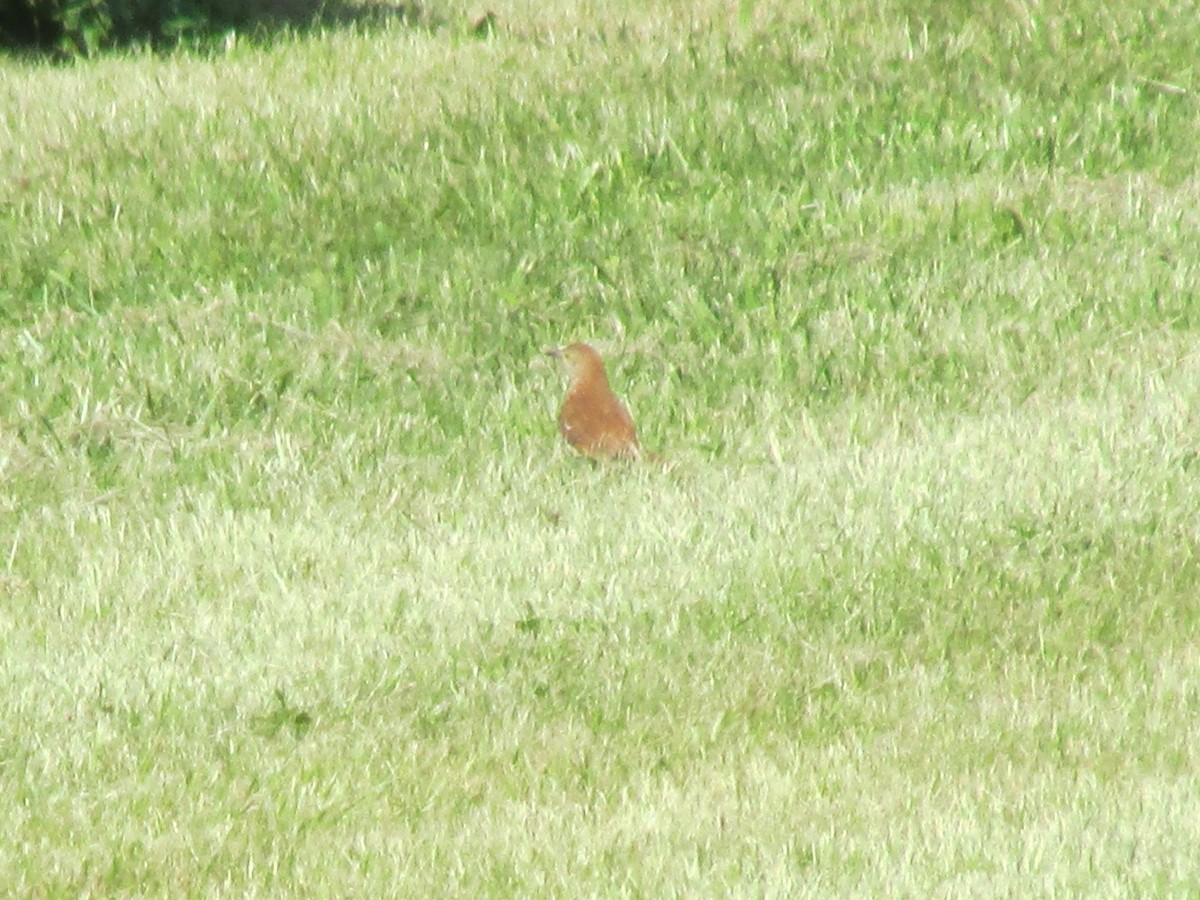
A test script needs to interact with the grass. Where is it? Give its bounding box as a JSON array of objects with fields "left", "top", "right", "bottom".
[{"left": 3, "top": 0, "right": 1200, "bottom": 893}]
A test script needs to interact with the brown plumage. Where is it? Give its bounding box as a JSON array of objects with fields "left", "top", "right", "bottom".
[{"left": 545, "top": 342, "right": 641, "bottom": 461}]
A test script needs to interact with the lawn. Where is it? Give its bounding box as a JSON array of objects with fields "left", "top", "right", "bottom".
[{"left": 2, "top": 0, "right": 1199, "bottom": 893}]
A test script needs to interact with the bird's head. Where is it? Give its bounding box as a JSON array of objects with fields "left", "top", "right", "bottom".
[{"left": 544, "top": 342, "right": 609, "bottom": 387}]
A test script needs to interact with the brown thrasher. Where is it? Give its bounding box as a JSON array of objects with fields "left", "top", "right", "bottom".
[{"left": 545, "top": 342, "right": 641, "bottom": 461}]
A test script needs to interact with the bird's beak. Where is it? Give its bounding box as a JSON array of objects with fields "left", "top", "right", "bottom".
[{"left": 543, "top": 346, "right": 563, "bottom": 359}]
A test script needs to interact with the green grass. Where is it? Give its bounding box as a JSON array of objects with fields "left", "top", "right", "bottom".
[{"left": 3, "top": 0, "right": 1200, "bottom": 893}]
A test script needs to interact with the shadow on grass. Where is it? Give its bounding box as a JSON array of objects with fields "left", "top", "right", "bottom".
[{"left": 0, "top": 0, "right": 438, "bottom": 58}]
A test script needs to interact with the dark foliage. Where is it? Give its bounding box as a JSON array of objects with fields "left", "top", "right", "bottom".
[{"left": 0, "top": 0, "right": 416, "bottom": 54}]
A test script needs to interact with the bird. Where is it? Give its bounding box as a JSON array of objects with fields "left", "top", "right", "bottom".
[{"left": 545, "top": 342, "right": 641, "bottom": 461}]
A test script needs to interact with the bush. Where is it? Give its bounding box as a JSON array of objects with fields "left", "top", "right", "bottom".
[{"left": 0, "top": 0, "right": 330, "bottom": 54}]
